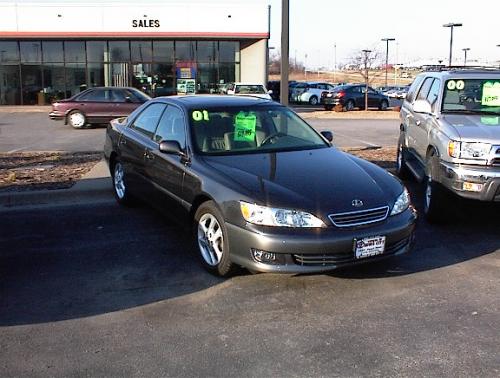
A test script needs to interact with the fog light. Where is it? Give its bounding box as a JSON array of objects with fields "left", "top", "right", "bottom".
[
  {"left": 251, "top": 249, "right": 284, "bottom": 265},
  {"left": 463, "top": 182, "right": 483, "bottom": 192}
]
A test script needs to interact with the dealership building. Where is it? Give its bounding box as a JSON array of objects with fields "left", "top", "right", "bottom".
[{"left": 0, "top": 1, "right": 270, "bottom": 105}]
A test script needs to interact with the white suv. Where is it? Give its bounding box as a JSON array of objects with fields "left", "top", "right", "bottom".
[
  {"left": 397, "top": 68, "right": 500, "bottom": 221},
  {"left": 291, "top": 82, "right": 337, "bottom": 105}
]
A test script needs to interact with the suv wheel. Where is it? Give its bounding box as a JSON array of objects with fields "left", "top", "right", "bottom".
[
  {"left": 309, "top": 96, "right": 318, "bottom": 105},
  {"left": 423, "top": 151, "right": 447, "bottom": 222},
  {"left": 396, "top": 136, "right": 410, "bottom": 179},
  {"left": 379, "top": 100, "right": 389, "bottom": 110}
]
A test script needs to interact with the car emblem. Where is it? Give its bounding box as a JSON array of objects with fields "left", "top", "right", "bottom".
[{"left": 351, "top": 199, "right": 364, "bottom": 208}]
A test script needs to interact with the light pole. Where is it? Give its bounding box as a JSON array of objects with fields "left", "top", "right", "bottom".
[
  {"left": 443, "top": 22, "right": 462, "bottom": 66},
  {"left": 381, "top": 38, "right": 395, "bottom": 87},
  {"left": 362, "top": 49, "right": 372, "bottom": 111},
  {"left": 462, "top": 47, "right": 470, "bottom": 66},
  {"left": 497, "top": 45, "right": 500, "bottom": 68},
  {"left": 333, "top": 43, "right": 337, "bottom": 83},
  {"left": 280, "top": 0, "right": 290, "bottom": 105}
]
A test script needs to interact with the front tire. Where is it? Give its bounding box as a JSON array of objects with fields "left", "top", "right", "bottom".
[
  {"left": 423, "top": 150, "right": 447, "bottom": 222},
  {"left": 67, "top": 110, "right": 87, "bottom": 129},
  {"left": 324, "top": 104, "right": 334, "bottom": 111},
  {"left": 309, "top": 96, "right": 318, "bottom": 105},
  {"left": 379, "top": 100, "right": 389, "bottom": 110},
  {"left": 396, "top": 136, "right": 410, "bottom": 179},
  {"left": 194, "top": 201, "right": 237, "bottom": 277}
]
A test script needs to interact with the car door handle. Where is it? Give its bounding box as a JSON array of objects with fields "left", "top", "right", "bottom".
[
  {"left": 119, "top": 139, "right": 127, "bottom": 145},
  {"left": 144, "top": 151, "right": 155, "bottom": 161},
  {"left": 415, "top": 120, "right": 421, "bottom": 126}
]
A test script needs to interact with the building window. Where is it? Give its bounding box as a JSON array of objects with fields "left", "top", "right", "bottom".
[
  {"left": 21, "top": 64, "right": 43, "bottom": 104},
  {"left": 20, "top": 41, "right": 42, "bottom": 63},
  {"left": 65, "top": 63, "right": 87, "bottom": 97},
  {"left": 175, "top": 41, "right": 195, "bottom": 61},
  {"left": 131, "top": 41, "right": 152, "bottom": 62},
  {"left": 0, "top": 65, "right": 21, "bottom": 105},
  {"left": 42, "top": 41, "right": 63, "bottom": 63},
  {"left": 42, "top": 63, "right": 66, "bottom": 102},
  {"left": 153, "top": 41, "right": 174, "bottom": 62},
  {"left": 87, "top": 41, "right": 108, "bottom": 62},
  {"left": 0, "top": 41, "right": 20, "bottom": 63},
  {"left": 197, "top": 41, "right": 218, "bottom": 63},
  {"left": 64, "top": 41, "right": 86, "bottom": 63},
  {"left": 219, "top": 41, "right": 239, "bottom": 63},
  {"left": 109, "top": 41, "right": 130, "bottom": 62}
]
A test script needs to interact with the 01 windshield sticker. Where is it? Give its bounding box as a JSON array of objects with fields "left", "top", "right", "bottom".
[
  {"left": 234, "top": 112, "right": 257, "bottom": 142},
  {"left": 481, "top": 82, "right": 500, "bottom": 107},
  {"left": 192, "top": 110, "right": 210, "bottom": 121},
  {"left": 447, "top": 80, "right": 465, "bottom": 91}
]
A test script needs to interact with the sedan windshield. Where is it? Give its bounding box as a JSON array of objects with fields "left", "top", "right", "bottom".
[
  {"left": 189, "top": 106, "right": 328, "bottom": 155},
  {"left": 442, "top": 78, "right": 500, "bottom": 115},
  {"left": 235, "top": 85, "right": 266, "bottom": 94}
]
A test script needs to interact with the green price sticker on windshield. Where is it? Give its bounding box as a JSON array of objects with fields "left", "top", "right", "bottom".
[
  {"left": 481, "top": 81, "right": 500, "bottom": 107},
  {"left": 234, "top": 111, "right": 257, "bottom": 142}
]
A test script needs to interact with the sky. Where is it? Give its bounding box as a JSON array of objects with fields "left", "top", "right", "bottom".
[{"left": 3, "top": 0, "right": 500, "bottom": 68}]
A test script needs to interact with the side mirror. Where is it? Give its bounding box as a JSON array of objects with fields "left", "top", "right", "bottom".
[
  {"left": 159, "top": 140, "right": 185, "bottom": 156},
  {"left": 320, "top": 130, "right": 334, "bottom": 142},
  {"left": 125, "top": 96, "right": 133, "bottom": 103},
  {"left": 413, "top": 99, "right": 432, "bottom": 114}
]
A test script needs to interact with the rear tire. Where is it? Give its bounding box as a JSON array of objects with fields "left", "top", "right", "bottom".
[
  {"left": 396, "top": 136, "right": 410, "bottom": 179},
  {"left": 67, "top": 110, "right": 87, "bottom": 129},
  {"left": 111, "top": 159, "right": 135, "bottom": 206},
  {"left": 344, "top": 99, "right": 355, "bottom": 111},
  {"left": 194, "top": 201, "right": 238, "bottom": 277},
  {"left": 309, "top": 96, "right": 318, "bottom": 105},
  {"left": 379, "top": 100, "right": 389, "bottom": 110}
]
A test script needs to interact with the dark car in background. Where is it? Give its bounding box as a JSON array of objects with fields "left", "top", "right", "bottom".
[
  {"left": 49, "top": 87, "right": 150, "bottom": 129},
  {"left": 321, "top": 84, "right": 390, "bottom": 111},
  {"left": 104, "top": 95, "right": 416, "bottom": 277}
]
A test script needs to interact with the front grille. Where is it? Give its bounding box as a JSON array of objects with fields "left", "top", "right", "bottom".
[
  {"left": 491, "top": 158, "right": 500, "bottom": 166},
  {"left": 328, "top": 206, "right": 389, "bottom": 228},
  {"left": 292, "top": 236, "right": 411, "bottom": 267}
]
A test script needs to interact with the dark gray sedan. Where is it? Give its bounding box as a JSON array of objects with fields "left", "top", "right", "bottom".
[{"left": 104, "top": 95, "right": 417, "bottom": 276}]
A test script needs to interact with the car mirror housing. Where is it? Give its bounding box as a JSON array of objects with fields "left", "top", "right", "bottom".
[
  {"left": 320, "top": 130, "right": 334, "bottom": 142},
  {"left": 413, "top": 99, "right": 432, "bottom": 114},
  {"left": 159, "top": 140, "right": 185, "bottom": 156}
]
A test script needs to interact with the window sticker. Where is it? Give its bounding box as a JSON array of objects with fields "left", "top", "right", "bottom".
[
  {"left": 234, "top": 111, "right": 257, "bottom": 142},
  {"left": 481, "top": 82, "right": 500, "bottom": 107},
  {"left": 480, "top": 116, "right": 499, "bottom": 126},
  {"left": 192, "top": 110, "right": 209, "bottom": 121},
  {"left": 456, "top": 80, "right": 465, "bottom": 90},
  {"left": 447, "top": 80, "right": 456, "bottom": 90}
]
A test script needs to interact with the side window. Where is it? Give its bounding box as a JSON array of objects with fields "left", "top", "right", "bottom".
[
  {"left": 368, "top": 87, "right": 377, "bottom": 94},
  {"left": 426, "top": 79, "right": 441, "bottom": 112},
  {"left": 153, "top": 105, "right": 186, "bottom": 148},
  {"left": 130, "top": 103, "right": 165, "bottom": 139},
  {"left": 317, "top": 84, "right": 326, "bottom": 90},
  {"left": 405, "top": 76, "right": 424, "bottom": 103},
  {"left": 327, "top": 84, "right": 335, "bottom": 91},
  {"left": 416, "top": 78, "right": 434, "bottom": 101},
  {"left": 111, "top": 89, "right": 126, "bottom": 102},
  {"left": 77, "top": 90, "right": 97, "bottom": 101}
]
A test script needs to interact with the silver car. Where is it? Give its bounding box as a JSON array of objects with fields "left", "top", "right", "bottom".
[{"left": 397, "top": 68, "right": 500, "bottom": 222}]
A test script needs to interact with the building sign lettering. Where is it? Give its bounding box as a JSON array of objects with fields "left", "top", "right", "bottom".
[{"left": 132, "top": 19, "right": 160, "bottom": 28}]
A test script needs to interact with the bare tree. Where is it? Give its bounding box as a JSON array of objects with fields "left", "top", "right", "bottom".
[
  {"left": 269, "top": 51, "right": 305, "bottom": 76},
  {"left": 348, "top": 49, "right": 383, "bottom": 110}
]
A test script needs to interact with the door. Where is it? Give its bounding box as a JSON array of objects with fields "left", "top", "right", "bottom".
[
  {"left": 407, "top": 77, "right": 434, "bottom": 161},
  {"left": 145, "top": 105, "right": 189, "bottom": 219},
  {"left": 367, "top": 87, "right": 379, "bottom": 108},
  {"left": 415, "top": 78, "right": 441, "bottom": 159},
  {"left": 110, "top": 88, "right": 141, "bottom": 117},
  {"left": 75, "top": 88, "right": 114, "bottom": 122},
  {"left": 350, "top": 86, "right": 363, "bottom": 107},
  {"left": 119, "top": 102, "right": 166, "bottom": 199}
]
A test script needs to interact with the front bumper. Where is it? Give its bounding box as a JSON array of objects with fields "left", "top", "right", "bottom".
[
  {"left": 49, "top": 111, "right": 64, "bottom": 121},
  {"left": 225, "top": 207, "right": 417, "bottom": 274},
  {"left": 437, "top": 161, "right": 500, "bottom": 201}
]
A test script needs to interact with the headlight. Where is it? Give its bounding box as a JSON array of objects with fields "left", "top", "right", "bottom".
[
  {"left": 448, "top": 141, "right": 491, "bottom": 159},
  {"left": 240, "top": 201, "right": 326, "bottom": 228},
  {"left": 390, "top": 188, "right": 410, "bottom": 216}
]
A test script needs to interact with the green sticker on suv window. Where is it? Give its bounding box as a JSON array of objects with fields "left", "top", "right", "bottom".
[
  {"left": 234, "top": 112, "right": 257, "bottom": 142},
  {"left": 481, "top": 82, "right": 500, "bottom": 106},
  {"left": 481, "top": 116, "right": 499, "bottom": 126}
]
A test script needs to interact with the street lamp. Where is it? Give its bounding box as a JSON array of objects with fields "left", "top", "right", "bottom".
[
  {"left": 362, "top": 49, "right": 372, "bottom": 111},
  {"left": 462, "top": 47, "right": 470, "bottom": 66},
  {"left": 381, "top": 38, "right": 395, "bottom": 87},
  {"left": 497, "top": 45, "right": 500, "bottom": 68},
  {"left": 333, "top": 43, "right": 337, "bottom": 82},
  {"left": 443, "top": 22, "right": 463, "bottom": 66}
]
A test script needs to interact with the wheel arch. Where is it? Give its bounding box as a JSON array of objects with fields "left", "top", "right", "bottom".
[{"left": 189, "top": 194, "right": 216, "bottom": 224}]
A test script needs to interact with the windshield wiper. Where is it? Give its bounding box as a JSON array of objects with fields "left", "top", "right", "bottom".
[{"left": 442, "top": 109, "right": 500, "bottom": 115}]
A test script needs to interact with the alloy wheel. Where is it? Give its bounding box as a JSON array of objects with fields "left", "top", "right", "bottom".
[{"left": 197, "top": 213, "right": 224, "bottom": 266}]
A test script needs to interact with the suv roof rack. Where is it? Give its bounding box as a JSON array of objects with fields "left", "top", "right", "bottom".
[{"left": 422, "top": 65, "right": 500, "bottom": 72}]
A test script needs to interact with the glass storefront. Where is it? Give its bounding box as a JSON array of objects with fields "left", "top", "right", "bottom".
[{"left": 0, "top": 40, "right": 240, "bottom": 105}]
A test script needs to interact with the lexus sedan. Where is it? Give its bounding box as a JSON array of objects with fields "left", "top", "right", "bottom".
[
  {"left": 104, "top": 96, "right": 416, "bottom": 276},
  {"left": 49, "top": 87, "right": 150, "bottom": 129}
]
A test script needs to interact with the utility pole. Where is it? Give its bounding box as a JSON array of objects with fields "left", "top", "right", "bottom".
[
  {"left": 443, "top": 22, "right": 463, "bottom": 66},
  {"left": 362, "top": 49, "right": 371, "bottom": 111},
  {"left": 333, "top": 43, "right": 337, "bottom": 82},
  {"left": 462, "top": 47, "right": 470, "bottom": 66},
  {"left": 280, "top": 0, "right": 289, "bottom": 105},
  {"left": 381, "top": 38, "right": 395, "bottom": 87}
]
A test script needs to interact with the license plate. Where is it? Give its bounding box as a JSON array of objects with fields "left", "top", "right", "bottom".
[{"left": 354, "top": 236, "right": 386, "bottom": 259}]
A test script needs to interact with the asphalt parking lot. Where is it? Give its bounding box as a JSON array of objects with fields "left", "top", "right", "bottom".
[{"left": 1, "top": 108, "right": 499, "bottom": 377}]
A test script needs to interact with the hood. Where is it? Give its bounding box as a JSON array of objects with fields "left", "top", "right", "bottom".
[
  {"left": 202, "top": 148, "right": 402, "bottom": 216},
  {"left": 443, "top": 114, "right": 500, "bottom": 143}
]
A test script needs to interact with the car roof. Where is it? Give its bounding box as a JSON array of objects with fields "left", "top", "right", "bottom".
[
  {"left": 152, "top": 95, "right": 277, "bottom": 109},
  {"left": 420, "top": 68, "right": 500, "bottom": 80}
]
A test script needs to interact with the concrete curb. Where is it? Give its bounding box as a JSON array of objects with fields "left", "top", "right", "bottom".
[{"left": 0, "top": 159, "right": 114, "bottom": 211}]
